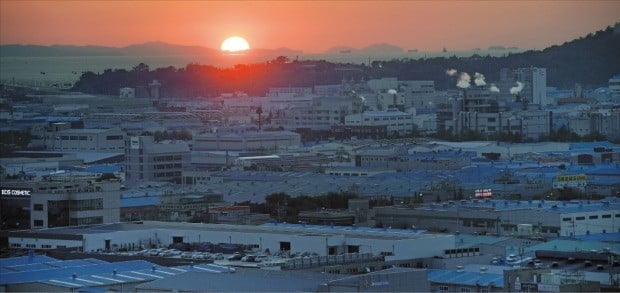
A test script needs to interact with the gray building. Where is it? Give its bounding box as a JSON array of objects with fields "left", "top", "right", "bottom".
[
  {"left": 1, "top": 172, "right": 120, "bottom": 230},
  {"left": 374, "top": 198, "right": 620, "bottom": 237},
  {"left": 125, "top": 136, "right": 190, "bottom": 186}
]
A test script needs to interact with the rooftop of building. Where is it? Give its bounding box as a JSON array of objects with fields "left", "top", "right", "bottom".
[
  {"left": 55, "top": 128, "right": 118, "bottom": 134},
  {"left": 195, "top": 130, "right": 300, "bottom": 139},
  {"left": 9, "top": 221, "right": 441, "bottom": 241},
  {"left": 427, "top": 269, "right": 504, "bottom": 287},
  {"left": 135, "top": 268, "right": 338, "bottom": 292},
  {"left": 524, "top": 239, "right": 620, "bottom": 254},
  {"left": 575, "top": 232, "right": 620, "bottom": 243},
  {"left": 398, "top": 197, "right": 620, "bottom": 214},
  {"left": 0, "top": 255, "right": 232, "bottom": 287}
]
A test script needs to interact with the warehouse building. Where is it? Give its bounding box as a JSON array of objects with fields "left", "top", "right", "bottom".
[
  {"left": 374, "top": 198, "right": 620, "bottom": 237},
  {"left": 193, "top": 130, "right": 300, "bottom": 151},
  {"left": 7, "top": 221, "right": 454, "bottom": 262}
]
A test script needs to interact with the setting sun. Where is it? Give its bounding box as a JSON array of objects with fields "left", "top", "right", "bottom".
[{"left": 221, "top": 36, "right": 250, "bottom": 53}]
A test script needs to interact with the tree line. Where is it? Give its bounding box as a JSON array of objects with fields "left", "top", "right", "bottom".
[{"left": 72, "top": 25, "right": 619, "bottom": 98}]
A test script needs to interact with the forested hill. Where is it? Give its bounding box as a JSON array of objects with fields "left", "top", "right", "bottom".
[
  {"left": 72, "top": 25, "right": 620, "bottom": 97},
  {"left": 378, "top": 24, "right": 620, "bottom": 89}
]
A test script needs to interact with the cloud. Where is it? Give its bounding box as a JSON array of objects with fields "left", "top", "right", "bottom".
[
  {"left": 489, "top": 84, "right": 500, "bottom": 93},
  {"left": 510, "top": 81, "right": 524, "bottom": 94},
  {"left": 474, "top": 72, "right": 486, "bottom": 86},
  {"left": 456, "top": 72, "right": 471, "bottom": 89},
  {"left": 445, "top": 69, "right": 458, "bottom": 76}
]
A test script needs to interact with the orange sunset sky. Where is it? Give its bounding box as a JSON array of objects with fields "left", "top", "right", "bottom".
[{"left": 1, "top": 1, "right": 619, "bottom": 52}]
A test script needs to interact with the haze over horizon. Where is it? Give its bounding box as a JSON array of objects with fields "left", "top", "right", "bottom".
[{"left": 1, "top": 1, "right": 619, "bottom": 53}]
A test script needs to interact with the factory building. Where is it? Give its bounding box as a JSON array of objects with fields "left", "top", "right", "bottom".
[
  {"left": 7, "top": 221, "right": 455, "bottom": 262},
  {"left": 193, "top": 131, "right": 300, "bottom": 151},
  {"left": 345, "top": 110, "right": 414, "bottom": 136},
  {"left": 374, "top": 198, "right": 620, "bottom": 237}
]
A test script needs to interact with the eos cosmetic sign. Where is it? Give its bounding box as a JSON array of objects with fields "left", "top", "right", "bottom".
[{"left": 1, "top": 189, "right": 32, "bottom": 197}]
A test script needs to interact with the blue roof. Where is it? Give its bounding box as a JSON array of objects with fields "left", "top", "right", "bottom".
[
  {"left": 404, "top": 151, "right": 476, "bottom": 159},
  {"left": 525, "top": 239, "right": 620, "bottom": 254},
  {"left": 37, "top": 263, "right": 233, "bottom": 288},
  {"left": 46, "top": 116, "right": 82, "bottom": 122},
  {"left": 575, "top": 232, "right": 620, "bottom": 243},
  {"left": 568, "top": 141, "right": 618, "bottom": 151},
  {"left": 427, "top": 269, "right": 503, "bottom": 287},
  {"left": 0, "top": 259, "right": 232, "bottom": 286},
  {"left": 0, "top": 255, "right": 58, "bottom": 268},
  {"left": 416, "top": 198, "right": 620, "bottom": 213},
  {"left": 83, "top": 164, "right": 122, "bottom": 174}
]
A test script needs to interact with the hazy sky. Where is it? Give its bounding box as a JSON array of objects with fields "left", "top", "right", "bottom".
[{"left": 1, "top": 1, "right": 618, "bottom": 52}]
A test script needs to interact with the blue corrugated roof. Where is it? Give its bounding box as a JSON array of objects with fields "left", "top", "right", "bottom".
[
  {"left": 0, "top": 255, "right": 58, "bottom": 268},
  {"left": 525, "top": 239, "right": 620, "bottom": 254},
  {"left": 575, "top": 232, "right": 620, "bottom": 243},
  {"left": 18, "top": 263, "right": 232, "bottom": 288},
  {"left": 427, "top": 269, "right": 503, "bottom": 287},
  {"left": 84, "top": 164, "right": 122, "bottom": 174},
  {"left": 569, "top": 141, "right": 617, "bottom": 150}
]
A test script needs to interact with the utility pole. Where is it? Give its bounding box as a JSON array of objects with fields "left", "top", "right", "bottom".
[{"left": 256, "top": 106, "right": 263, "bottom": 131}]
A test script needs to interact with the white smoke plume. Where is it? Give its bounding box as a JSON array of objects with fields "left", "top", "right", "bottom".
[
  {"left": 510, "top": 81, "right": 524, "bottom": 94},
  {"left": 456, "top": 72, "right": 471, "bottom": 89},
  {"left": 489, "top": 84, "right": 500, "bottom": 93},
  {"left": 445, "top": 69, "right": 458, "bottom": 76},
  {"left": 474, "top": 72, "right": 486, "bottom": 86},
  {"left": 387, "top": 89, "right": 397, "bottom": 95}
]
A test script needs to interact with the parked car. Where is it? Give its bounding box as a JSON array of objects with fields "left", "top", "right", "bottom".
[
  {"left": 181, "top": 252, "right": 193, "bottom": 259},
  {"left": 254, "top": 255, "right": 268, "bottom": 262},
  {"left": 241, "top": 255, "right": 256, "bottom": 262},
  {"left": 228, "top": 252, "right": 244, "bottom": 261},
  {"left": 533, "top": 259, "right": 543, "bottom": 268},
  {"left": 212, "top": 253, "right": 224, "bottom": 260}
]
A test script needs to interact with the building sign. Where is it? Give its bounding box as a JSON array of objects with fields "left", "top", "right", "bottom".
[
  {"left": 371, "top": 281, "right": 389, "bottom": 287},
  {"left": 521, "top": 283, "right": 538, "bottom": 292},
  {"left": 554, "top": 174, "right": 586, "bottom": 182},
  {"left": 130, "top": 137, "right": 140, "bottom": 149},
  {"left": 1, "top": 188, "right": 32, "bottom": 197},
  {"left": 474, "top": 188, "right": 493, "bottom": 198},
  {"left": 537, "top": 284, "right": 560, "bottom": 292}
]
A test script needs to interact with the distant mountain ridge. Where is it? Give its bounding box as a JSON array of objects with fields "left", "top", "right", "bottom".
[
  {"left": 69, "top": 23, "right": 620, "bottom": 97},
  {"left": 0, "top": 41, "right": 302, "bottom": 57},
  {"left": 325, "top": 43, "right": 404, "bottom": 54}
]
